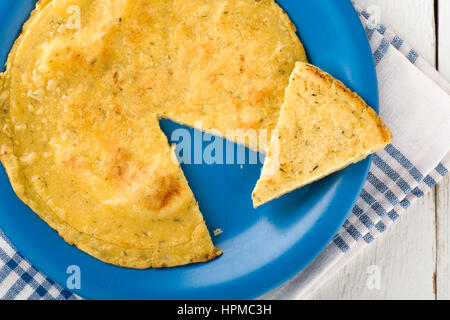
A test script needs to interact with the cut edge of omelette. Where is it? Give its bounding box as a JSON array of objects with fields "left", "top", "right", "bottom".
[
  {"left": 0, "top": 0, "right": 308, "bottom": 269},
  {"left": 0, "top": 0, "right": 224, "bottom": 269},
  {"left": 252, "top": 62, "right": 392, "bottom": 208},
  {"left": 0, "top": 82, "right": 222, "bottom": 269},
  {"left": 1, "top": 70, "right": 222, "bottom": 269}
]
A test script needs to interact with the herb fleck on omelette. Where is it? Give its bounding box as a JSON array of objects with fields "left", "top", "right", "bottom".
[
  {"left": 252, "top": 62, "right": 392, "bottom": 208},
  {"left": 0, "top": 0, "right": 306, "bottom": 268}
]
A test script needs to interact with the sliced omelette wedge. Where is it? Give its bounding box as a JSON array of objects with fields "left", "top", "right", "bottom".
[
  {"left": 0, "top": 0, "right": 307, "bottom": 269},
  {"left": 252, "top": 62, "right": 392, "bottom": 207}
]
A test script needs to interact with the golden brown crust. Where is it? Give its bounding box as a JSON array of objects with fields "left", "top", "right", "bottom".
[
  {"left": 252, "top": 62, "right": 392, "bottom": 207},
  {"left": 0, "top": 0, "right": 306, "bottom": 268},
  {"left": 298, "top": 63, "right": 392, "bottom": 143}
]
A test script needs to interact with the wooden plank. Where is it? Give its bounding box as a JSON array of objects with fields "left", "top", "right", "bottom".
[
  {"left": 309, "top": 195, "right": 437, "bottom": 300},
  {"left": 436, "top": 0, "right": 450, "bottom": 300},
  {"left": 310, "top": 0, "right": 437, "bottom": 300},
  {"left": 437, "top": 176, "right": 450, "bottom": 300}
]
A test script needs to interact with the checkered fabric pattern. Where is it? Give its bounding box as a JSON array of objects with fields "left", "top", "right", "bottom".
[
  {"left": 0, "top": 230, "right": 77, "bottom": 299},
  {"left": 262, "top": 6, "right": 450, "bottom": 299},
  {"left": 2, "top": 4, "right": 450, "bottom": 300},
  {"left": 334, "top": 9, "right": 450, "bottom": 254}
]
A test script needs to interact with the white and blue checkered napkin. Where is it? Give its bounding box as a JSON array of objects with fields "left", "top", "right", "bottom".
[
  {"left": 1, "top": 7, "right": 450, "bottom": 300},
  {"left": 262, "top": 8, "right": 450, "bottom": 299},
  {"left": 0, "top": 230, "right": 76, "bottom": 300}
]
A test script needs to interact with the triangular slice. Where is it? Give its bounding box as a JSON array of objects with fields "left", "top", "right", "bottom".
[{"left": 252, "top": 62, "right": 392, "bottom": 207}]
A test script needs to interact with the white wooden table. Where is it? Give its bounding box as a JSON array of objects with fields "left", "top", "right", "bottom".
[{"left": 309, "top": 0, "right": 450, "bottom": 300}]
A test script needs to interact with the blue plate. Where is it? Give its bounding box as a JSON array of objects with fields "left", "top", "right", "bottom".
[{"left": 0, "top": 0, "right": 377, "bottom": 299}]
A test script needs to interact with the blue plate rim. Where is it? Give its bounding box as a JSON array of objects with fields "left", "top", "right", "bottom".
[{"left": 0, "top": 0, "right": 378, "bottom": 300}]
